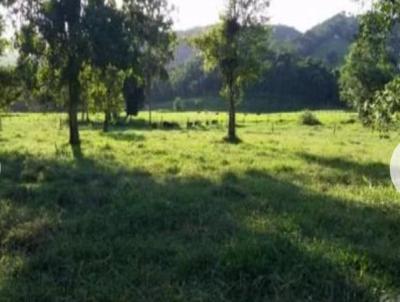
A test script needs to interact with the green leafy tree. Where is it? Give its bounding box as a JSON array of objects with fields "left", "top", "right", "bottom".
[
  {"left": 123, "top": 0, "right": 176, "bottom": 125},
  {"left": 15, "top": 25, "right": 67, "bottom": 111},
  {"left": 340, "top": 11, "right": 395, "bottom": 125},
  {"left": 0, "top": 13, "right": 7, "bottom": 55},
  {"left": 4, "top": 0, "right": 89, "bottom": 146},
  {"left": 0, "top": 4, "right": 19, "bottom": 112},
  {"left": 80, "top": 64, "right": 125, "bottom": 131},
  {"left": 123, "top": 74, "right": 145, "bottom": 117},
  {"left": 6, "top": 0, "right": 135, "bottom": 146},
  {"left": 340, "top": 1, "right": 400, "bottom": 127},
  {"left": 193, "top": 0, "right": 269, "bottom": 142},
  {"left": 83, "top": 0, "right": 134, "bottom": 131},
  {"left": 0, "top": 67, "right": 20, "bottom": 111},
  {"left": 374, "top": 76, "right": 400, "bottom": 129},
  {"left": 248, "top": 52, "right": 340, "bottom": 110},
  {"left": 169, "top": 57, "right": 221, "bottom": 99}
]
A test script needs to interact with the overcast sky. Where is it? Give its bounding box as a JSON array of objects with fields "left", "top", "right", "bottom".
[{"left": 170, "top": 0, "right": 371, "bottom": 32}]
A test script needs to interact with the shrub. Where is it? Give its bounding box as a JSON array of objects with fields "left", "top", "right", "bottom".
[
  {"left": 173, "top": 97, "right": 184, "bottom": 112},
  {"left": 300, "top": 110, "right": 322, "bottom": 126}
]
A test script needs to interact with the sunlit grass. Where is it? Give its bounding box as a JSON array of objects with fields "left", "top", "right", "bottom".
[{"left": 0, "top": 111, "right": 399, "bottom": 301}]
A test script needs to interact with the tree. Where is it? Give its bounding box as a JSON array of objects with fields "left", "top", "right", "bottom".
[
  {"left": 15, "top": 24, "right": 67, "bottom": 111},
  {"left": 374, "top": 76, "right": 400, "bottom": 129},
  {"left": 169, "top": 57, "right": 221, "bottom": 99},
  {"left": 0, "top": 12, "right": 6, "bottom": 55},
  {"left": 4, "top": 0, "right": 88, "bottom": 145},
  {"left": 123, "top": 0, "right": 175, "bottom": 126},
  {"left": 193, "top": 0, "right": 269, "bottom": 142},
  {"left": 123, "top": 74, "right": 145, "bottom": 117},
  {"left": 49, "top": 0, "right": 84, "bottom": 146},
  {"left": 0, "top": 4, "right": 25, "bottom": 113},
  {"left": 339, "top": 8, "right": 397, "bottom": 126},
  {"left": 248, "top": 51, "right": 340, "bottom": 110},
  {"left": 83, "top": 0, "right": 134, "bottom": 132},
  {"left": 0, "top": 67, "right": 20, "bottom": 111},
  {"left": 5, "top": 0, "right": 136, "bottom": 145},
  {"left": 80, "top": 64, "right": 125, "bottom": 130},
  {"left": 340, "top": 37, "right": 394, "bottom": 125}
]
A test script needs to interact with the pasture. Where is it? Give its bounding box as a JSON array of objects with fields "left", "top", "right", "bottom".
[{"left": 0, "top": 111, "right": 399, "bottom": 301}]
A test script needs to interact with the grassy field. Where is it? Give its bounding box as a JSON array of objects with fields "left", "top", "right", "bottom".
[{"left": 0, "top": 111, "right": 399, "bottom": 301}]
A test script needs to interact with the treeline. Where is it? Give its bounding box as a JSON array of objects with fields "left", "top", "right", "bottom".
[
  {"left": 0, "top": 0, "right": 176, "bottom": 146},
  {"left": 150, "top": 13, "right": 360, "bottom": 112},
  {"left": 152, "top": 50, "right": 342, "bottom": 112}
]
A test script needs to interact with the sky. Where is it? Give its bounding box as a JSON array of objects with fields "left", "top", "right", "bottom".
[
  {"left": 1, "top": 0, "right": 372, "bottom": 39},
  {"left": 170, "top": 0, "right": 371, "bottom": 32}
]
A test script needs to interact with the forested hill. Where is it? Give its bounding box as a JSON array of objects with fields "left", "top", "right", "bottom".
[
  {"left": 270, "top": 25, "right": 302, "bottom": 50},
  {"left": 296, "top": 13, "right": 359, "bottom": 66},
  {"left": 174, "top": 13, "right": 359, "bottom": 67}
]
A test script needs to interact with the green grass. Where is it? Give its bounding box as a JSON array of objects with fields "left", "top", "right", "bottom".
[{"left": 0, "top": 111, "right": 399, "bottom": 301}]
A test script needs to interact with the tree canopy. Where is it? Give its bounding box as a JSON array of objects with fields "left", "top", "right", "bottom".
[
  {"left": 2, "top": 0, "right": 175, "bottom": 146},
  {"left": 340, "top": 1, "right": 400, "bottom": 128}
]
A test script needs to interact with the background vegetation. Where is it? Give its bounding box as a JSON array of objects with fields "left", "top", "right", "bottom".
[{"left": 150, "top": 13, "right": 358, "bottom": 111}]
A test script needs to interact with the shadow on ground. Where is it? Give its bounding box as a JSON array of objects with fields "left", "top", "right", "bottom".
[
  {"left": 80, "top": 118, "right": 225, "bottom": 134},
  {"left": 298, "top": 152, "right": 390, "bottom": 185},
  {"left": 0, "top": 150, "right": 398, "bottom": 301},
  {"left": 100, "top": 132, "right": 146, "bottom": 142}
]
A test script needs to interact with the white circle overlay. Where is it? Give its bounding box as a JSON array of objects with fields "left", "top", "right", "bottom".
[{"left": 390, "top": 144, "right": 400, "bottom": 191}]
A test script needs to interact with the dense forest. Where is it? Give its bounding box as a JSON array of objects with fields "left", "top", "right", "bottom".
[{"left": 150, "top": 13, "right": 359, "bottom": 112}]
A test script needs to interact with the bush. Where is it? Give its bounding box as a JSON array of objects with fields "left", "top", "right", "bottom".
[
  {"left": 173, "top": 97, "right": 184, "bottom": 112},
  {"left": 300, "top": 110, "right": 322, "bottom": 126}
]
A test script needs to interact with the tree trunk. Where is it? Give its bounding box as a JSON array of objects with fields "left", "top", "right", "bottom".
[
  {"left": 103, "top": 109, "right": 111, "bottom": 132},
  {"left": 146, "top": 77, "right": 152, "bottom": 127},
  {"left": 68, "top": 75, "right": 81, "bottom": 146},
  {"left": 228, "top": 94, "right": 236, "bottom": 142},
  {"left": 148, "top": 98, "right": 152, "bottom": 126},
  {"left": 227, "top": 72, "right": 237, "bottom": 142},
  {"left": 66, "top": 0, "right": 82, "bottom": 147},
  {"left": 81, "top": 99, "right": 90, "bottom": 123}
]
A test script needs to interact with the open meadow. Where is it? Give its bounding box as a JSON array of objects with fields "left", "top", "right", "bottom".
[{"left": 0, "top": 111, "right": 399, "bottom": 301}]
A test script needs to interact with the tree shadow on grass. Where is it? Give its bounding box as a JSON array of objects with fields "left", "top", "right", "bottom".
[
  {"left": 100, "top": 132, "right": 146, "bottom": 142},
  {"left": 81, "top": 118, "right": 225, "bottom": 134},
  {"left": 0, "top": 152, "right": 398, "bottom": 301},
  {"left": 85, "top": 118, "right": 186, "bottom": 132},
  {"left": 244, "top": 169, "right": 399, "bottom": 278},
  {"left": 79, "top": 118, "right": 150, "bottom": 131},
  {"left": 298, "top": 152, "right": 390, "bottom": 185}
]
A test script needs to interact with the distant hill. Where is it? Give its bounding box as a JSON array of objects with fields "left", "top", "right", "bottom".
[
  {"left": 296, "top": 13, "right": 359, "bottom": 66},
  {"left": 173, "top": 13, "right": 359, "bottom": 68},
  {"left": 173, "top": 26, "right": 210, "bottom": 67},
  {"left": 270, "top": 25, "right": 302, "bottom": 51}
]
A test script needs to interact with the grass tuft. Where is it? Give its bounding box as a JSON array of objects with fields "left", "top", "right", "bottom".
[{"left": 300, "top": 110, "right": 322, "bottom": 126}]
